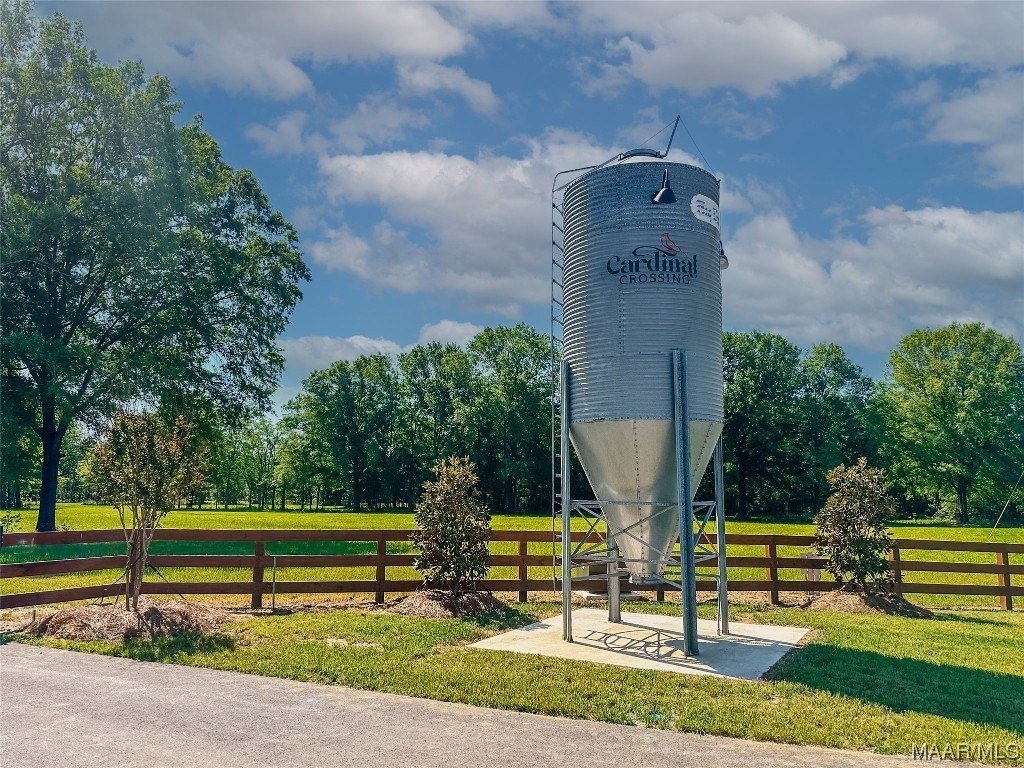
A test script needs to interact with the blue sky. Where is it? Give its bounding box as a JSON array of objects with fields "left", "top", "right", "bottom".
[{"left": 48, "top": 1, "right": 1024, "bottom": 407}]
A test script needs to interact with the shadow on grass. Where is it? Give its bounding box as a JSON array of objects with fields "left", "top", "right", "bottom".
[
  {"left": 120, "top": 631, "right": 235, "bottom": 662},
  {"left": 927, "top": 612, "right": 1009, "bottom": 627},
  {"left": 767, "top": 644, "right": 1024, "bottom": 734}
]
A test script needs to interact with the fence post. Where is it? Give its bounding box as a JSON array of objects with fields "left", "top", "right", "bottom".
[
  {"left": 518, "top": 539, "right": 528, "bottom": 603},
  {"left": 997, "top": 550, "right": 1013, "bottom": 611},
  {"left": 375, "top": 534, "right": 387, "bottom": 605},
  {"left": 251, "top": 541, "right": 265, "bottom": 610},
  {"left": 767, "top": 538, "right": 779, "bottom": 605},
  {"left": 889, "top": 545, "right": 903, "bottom": 596}
]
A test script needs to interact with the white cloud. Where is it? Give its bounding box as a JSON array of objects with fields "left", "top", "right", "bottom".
[
  {"left": 789, "top": 2, "right": 1024, "bottom": 71},
  {"left": 724, "top": 205, "right": 1024, "bottom": 350},
  {"left": 923, "top": 71, "right": 1024, "bottom": 187},
  {"left": 311, "top": 129, "right": 671, "bottom": 314},
  {"left": 417, "top": 320, "right": 484, "bottom": 346},
  {"left": 330, "top": 95, "right": 432, "bottom": 153},
  {"left": 440, "top": 2, "right": 563, "bottom": 34},
  {"left": 247, "top": 96, "right": 431, "bottom": 156},
  {"left": 246, "top": 112, "right": 324, "bottom": 156},
  {"left": 572, "top": 3, "right": 1024, "bottom": 97},
  {"left": 397, "top": 62, "right": 501, "bottom": 116},
  {"left": 572, "top": 6, "right": 846, "bottom": 97},
  {"left": 63, "top": 1, "right": 468, "bottom": 98},
  {"left": 701, "top": 96, "right": 776, "bottom": 141},
  {"left": 280, "top": 320, "right": 484, "bottom": 379},
  {"left": 897, "top": 78, "right": 941, "bottom": 107},
  {"left": 609, "top": 11, "right": 846, "bottom": 97},
  {"left": 280, "top": 334, "right": 403, "bottom": 375}
]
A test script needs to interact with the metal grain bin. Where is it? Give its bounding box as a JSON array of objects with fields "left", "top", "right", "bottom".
[{"left": 562, "top": 161, "right": 723, "bottom": 583}]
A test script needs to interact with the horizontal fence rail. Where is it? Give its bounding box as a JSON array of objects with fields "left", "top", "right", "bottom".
[{"left": 1, "top": 529, "right": 1020, "bottom": 611}]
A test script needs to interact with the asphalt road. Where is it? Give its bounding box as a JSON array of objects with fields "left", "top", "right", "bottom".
[{"left": 0, "top": 644, "right": 932, "bottom": 768}]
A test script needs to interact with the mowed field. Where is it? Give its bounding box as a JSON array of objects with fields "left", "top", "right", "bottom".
[{"left": 2, "top": 504, "right": 1021, "bottom": 610}]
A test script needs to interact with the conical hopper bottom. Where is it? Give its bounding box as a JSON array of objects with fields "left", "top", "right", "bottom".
[{"left": 570, "top": 419, "right": 722, "bottom": 583}]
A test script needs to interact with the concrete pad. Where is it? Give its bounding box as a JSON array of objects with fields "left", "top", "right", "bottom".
[{"left": 470, "top": 608, "right": 809, "bottom": 680}]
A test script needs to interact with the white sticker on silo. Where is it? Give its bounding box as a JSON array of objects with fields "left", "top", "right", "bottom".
[{"left": 690, "top": 194, "right": 720, "bottom": 230}]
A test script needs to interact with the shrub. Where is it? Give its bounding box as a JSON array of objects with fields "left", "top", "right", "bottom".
[
  {"left": 814, "top": 457, "right": 896, "bottom": 592},
  {"left": 412, "top": 457, "right": 491, "bottom": 596},
  {"left": 87, "top": 412, "right": 205, "bottom": 612}
]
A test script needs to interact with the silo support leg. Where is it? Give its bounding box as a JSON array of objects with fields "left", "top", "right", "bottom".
[
  {"left": 673, "top": 351, "right": 699, "bottom": 657},
  {"left": 607, "top": 540, "right": 621, "bottom": 623},
  {"left": 714, "top": 435, "right": 729, "bottom": 635},
  {"left": 560, "top": 359, "right": 573, "bottom": 643}
]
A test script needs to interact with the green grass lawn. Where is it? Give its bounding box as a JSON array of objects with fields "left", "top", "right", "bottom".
[
  {"left": 2, "top": 503, "right": 1021, "bottom": 610},
  {"left": 18, "top": 599, "right": 1024, "bottom": 764}
]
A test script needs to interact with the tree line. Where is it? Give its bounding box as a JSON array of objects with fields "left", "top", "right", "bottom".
[{"left": 8, "top": 321, "right": 1021, "bottom": 527}]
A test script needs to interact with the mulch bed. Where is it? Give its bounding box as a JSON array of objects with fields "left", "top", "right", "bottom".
[
  {"left": 20, "top": 599, "right": 229, "bottom": 642},
  {"left": 391, "top": 589, "right": 508, "bottom": 619},
  {"left": 811, "top": 589, "right": 933, "bottom": 618}
]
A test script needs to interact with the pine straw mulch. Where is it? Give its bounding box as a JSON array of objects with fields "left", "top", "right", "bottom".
[
  {"left": 19, "top": 599, "right": 230, "bottom": 642},
  {"left": 811, "top": 588, "right": 933, "bottom": 618},
  {"left": 390, "top": 589, "right": 509, "bottom": 619}
]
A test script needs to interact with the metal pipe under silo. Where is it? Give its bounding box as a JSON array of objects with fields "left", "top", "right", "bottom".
[
  {"left": 607, "top": 539, "right": 621, "bottom": 623},
  {"left": 714, "top": 436, "right": 730, "bottom": 635},
  {"left": 674, "top": 351, "right": 699, "bottom": 656},
  {"left": 560, "top": 359, "right": 573, "bottom": 643}
]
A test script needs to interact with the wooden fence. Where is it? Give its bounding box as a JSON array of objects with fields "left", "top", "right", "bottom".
[{"left": 1, "top": 528, "right": 1021, "bottom": 611}]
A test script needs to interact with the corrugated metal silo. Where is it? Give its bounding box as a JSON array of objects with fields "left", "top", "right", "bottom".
[{"left": 561, "top": 161, "right": 724, "bottom": 584}]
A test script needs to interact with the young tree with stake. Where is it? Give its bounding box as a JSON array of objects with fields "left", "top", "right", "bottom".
[{"left": 87, "top": 413, "right": 206, "bottom": 612}]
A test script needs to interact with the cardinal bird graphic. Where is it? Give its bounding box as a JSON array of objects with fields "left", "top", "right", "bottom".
[{"left": 659, "top": 232, "right": 679, "bottom": 253}]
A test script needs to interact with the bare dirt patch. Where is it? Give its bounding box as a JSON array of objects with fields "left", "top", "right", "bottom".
[
  {"left": 811, "top": 589, "right": 933, "bottom": 618},
  {"left": 391, "top": 589, "right": 508, "bottom": 619},
  {"left": 20, "top": 599, "right": 229, "bottom": 642}
]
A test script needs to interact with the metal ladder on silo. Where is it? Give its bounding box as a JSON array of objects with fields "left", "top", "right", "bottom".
[{"left": 550, "top": 188, "right": 567, "bottom": 579}]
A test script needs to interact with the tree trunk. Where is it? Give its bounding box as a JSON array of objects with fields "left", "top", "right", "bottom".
[
  {"left": 36, "top": 418, "right": 63, "bottom": 532},
  {"left": 955, "top": 478, "right": 970, "bottom": 525},
  {"left": 125, "top": 525, "right": 147, "bottom": 612}
]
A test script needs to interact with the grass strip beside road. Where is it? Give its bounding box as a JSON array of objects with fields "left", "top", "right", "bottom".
[{"left": 18, "top": 600, "right": 1024, "bottom": 765}]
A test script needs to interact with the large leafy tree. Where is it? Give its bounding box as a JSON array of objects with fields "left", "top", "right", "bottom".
[
  {"left": 722, "top": 331, "right": 806, "bottom": 518},
  {"left": 284, "top": 355, "right": 402, "bottom": 511},
  {"left": 398, "top": 342, "right": 475, "bottom": 498},
  {"left": 242, "top": 418, "right": 281, "bottom": 510},
  {"left": 799, "top": 343, "right": 873, "bottom": 511},
  {"left": 1, "top": 360, "right": 38, "bottom": 507},
  {"left": 0, "top": 5, "right": 308, "bottom": 529},
  {"left": 876, "top": 323, "right": 1024, "bottom": 524},
  {"left": 467, "top": 323, "right": 551, "bottom": 512}
]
